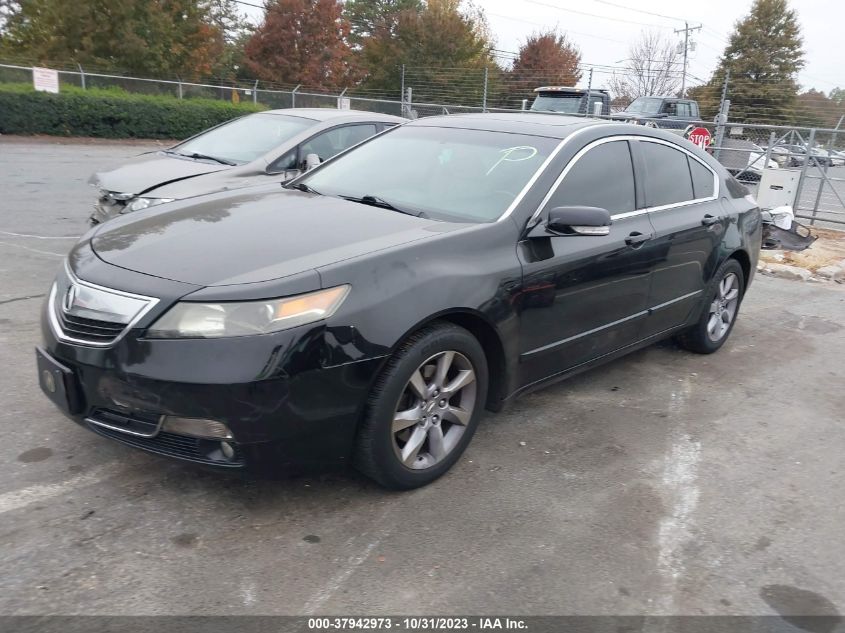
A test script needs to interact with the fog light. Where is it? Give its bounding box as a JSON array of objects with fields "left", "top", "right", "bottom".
[
  {"left": 161, "top": 416, "right": 232, "bottom": 439},
  {"left": 220, "top": 441, "right": 235, "bottom": 460}
]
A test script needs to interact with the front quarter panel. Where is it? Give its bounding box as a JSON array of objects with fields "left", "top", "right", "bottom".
[{"left": 317, "top": 219, "right": 524, "bottom": 392}]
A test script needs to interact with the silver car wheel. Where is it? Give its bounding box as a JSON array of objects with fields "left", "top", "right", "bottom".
[
  {"left": 706, "top": 272, "right": 740, "bottom": 342},
  {"left": 391, "top": 351, "right": 477, "bottom": 470}
]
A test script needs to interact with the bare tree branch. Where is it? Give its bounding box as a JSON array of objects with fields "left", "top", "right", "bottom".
[{"left": 610, "top": 30, "right": 682, "bottom": 106}]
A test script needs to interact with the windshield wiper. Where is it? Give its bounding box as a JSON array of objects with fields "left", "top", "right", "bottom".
[
  {"left": 165, "top": 150, "right": 235, "bottom": 166},
  {"left": 340, "top": 194, "right": 426, "bottom": 218},
  {"left": 284, "top": 182, "right": 321, "bottom": 194}
]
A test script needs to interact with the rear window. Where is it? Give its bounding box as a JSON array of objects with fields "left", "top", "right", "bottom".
[
  {"left": 640, "top": 141, "right": 694, "bottom": 207},
  {"left": 688, "top": 157, "right": 715, "bottom": 198}
]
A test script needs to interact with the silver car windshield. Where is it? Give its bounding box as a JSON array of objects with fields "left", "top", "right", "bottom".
[
  {"left": 301, "top": 126, "right": 559, "bottom": 223},
  {"left": 174, "top": 113, "right": 313, "bottom": 164}
]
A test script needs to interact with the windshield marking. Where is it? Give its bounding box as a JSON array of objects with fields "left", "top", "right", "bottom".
[{"left": 485, "top": 146, "right": 538, "bottom": 176}]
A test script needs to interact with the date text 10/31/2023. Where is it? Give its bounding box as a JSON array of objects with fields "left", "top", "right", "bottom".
[{"left": 307, "top": 617, "right": 528, "bottom": 630}]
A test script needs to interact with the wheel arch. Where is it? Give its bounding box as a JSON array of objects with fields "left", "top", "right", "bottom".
[
  {"left": 385, "top": 309, "right": 509, "bottom": 412},
  {"left": 726, "top": 248, "right": 751, "bottom": 294}
]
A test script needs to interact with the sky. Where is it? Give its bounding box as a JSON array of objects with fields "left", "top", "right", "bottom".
[{"left": 239, "top": 0, "right": 842, "bottom": 94}]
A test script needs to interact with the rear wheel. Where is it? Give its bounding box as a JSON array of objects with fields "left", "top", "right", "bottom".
[
  {"left": 355, "top": 322, "right": 488, "bottom": 490},
  {"left": 677, "top": 259, "right": 745, "bottom": 354}
]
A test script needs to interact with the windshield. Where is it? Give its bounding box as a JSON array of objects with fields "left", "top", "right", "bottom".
[
  {"left": 624, "top": 97, "right": 664, "bottom": 116},
  {"left": 531, "top": 94, "right": 583, "bottom": 114},
  {"left": 174, "top": 113, "right": 313, "bottom": 164},
  {"left": 300, "top": 126, "right": 559, "bottom": 223}
]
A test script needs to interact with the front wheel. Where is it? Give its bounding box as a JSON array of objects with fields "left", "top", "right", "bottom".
[
  {"left": 354, "top": 322, "right": 488, "bottom": 490},
  {"left": 677, "top": 259, "right": 745, "bottom": 354}
]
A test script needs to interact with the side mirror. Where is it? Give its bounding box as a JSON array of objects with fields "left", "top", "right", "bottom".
[
  {"left": 304, "top": 153, "right": 321, "bottom": 171},
  {"left": 546, "top": 206, "right": 612, "bottom": 236}
]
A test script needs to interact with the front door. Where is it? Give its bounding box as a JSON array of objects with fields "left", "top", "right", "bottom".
[{"left": 516, "top": 138, "right": 659, "bottom": 388}]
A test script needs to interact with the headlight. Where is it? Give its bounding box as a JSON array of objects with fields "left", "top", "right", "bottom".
[
  {"left": 147, "top": 285, "right": 350, "bottom": 338},
  {"left": 126, "top": 197, "right": 175, "bottom": 213}
]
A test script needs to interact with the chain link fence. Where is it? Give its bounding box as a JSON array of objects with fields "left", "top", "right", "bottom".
[{"left": 2, "top": 61, "right": 843, "bottom": 228}]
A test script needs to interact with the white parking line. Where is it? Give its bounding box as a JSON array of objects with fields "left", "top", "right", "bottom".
[
  {"left": 0, "top": 462, "right": 118, "bottom": 514},
  {"left": 0, "top": 230, "right": 80, "bottom": 240},
  {"left": 0, "top": 240, "right": 65, "bottom": 257}
]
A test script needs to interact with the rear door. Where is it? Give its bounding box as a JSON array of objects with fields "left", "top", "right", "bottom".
[{"left": 633, "top": 138, "right": 723, "bottom": 338}]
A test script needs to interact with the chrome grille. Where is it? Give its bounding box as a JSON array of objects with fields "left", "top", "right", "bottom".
[
  {"left": 48, "top": 265, "right": 159, "bottom": 347},
  {"left": 57, "top": 311, "right": 126, "bottom": 343}
]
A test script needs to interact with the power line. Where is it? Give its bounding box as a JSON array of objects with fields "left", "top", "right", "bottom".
[
  {"left": 591, "top": 0, "right": 686, "bottom": 23},
  {"left": 522, "top": 0, "right": 672, "bottom": 29}
]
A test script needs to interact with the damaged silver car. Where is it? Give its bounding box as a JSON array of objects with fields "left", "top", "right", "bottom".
[{"left": 88, "top": 108, "right": 405, "bottom": 224}]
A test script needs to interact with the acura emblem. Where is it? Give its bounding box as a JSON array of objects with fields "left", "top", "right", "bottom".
[{"left": 63, "top": 284, "right": 77, "bottom": 313}]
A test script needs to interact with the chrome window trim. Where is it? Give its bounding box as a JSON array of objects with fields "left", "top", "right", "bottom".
[
  {"left": 496, "top": 124, "right": 602, "bottom": 222},
  {"left": 48, "top": 261, "right": 160, "bottom": 348},
  {"left": 528, "top": 134, "right": 720, "bottom": 224}
]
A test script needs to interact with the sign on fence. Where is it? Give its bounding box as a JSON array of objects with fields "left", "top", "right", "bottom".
[
  {"left": 688, "top": 126, "right": 712, "bottom": 149},
  {"left": 337, "top": 97, "right": 351, "bottom": 110},
  {"left": 32, "top": 67, "right": 59, "bottom": 94}
]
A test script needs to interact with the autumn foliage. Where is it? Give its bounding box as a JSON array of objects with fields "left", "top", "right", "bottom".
[{"left": 244, "top": 0, "right": 359, "bottom": 90}]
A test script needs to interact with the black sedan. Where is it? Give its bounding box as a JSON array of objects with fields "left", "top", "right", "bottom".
[{"left": 37, "top": 113, "right": 761, "bottom": 489}]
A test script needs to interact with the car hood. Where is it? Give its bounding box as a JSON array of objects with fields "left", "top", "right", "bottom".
[
  {"left": 90, "top": 188, "right": 462, "bottom": 287},
  {"left": 89, "top": 151, "right": 232, "bottom": 196}
]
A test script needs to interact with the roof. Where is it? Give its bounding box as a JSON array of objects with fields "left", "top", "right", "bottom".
[
  {"left": 406, "top": 112, "right": 607, "bottom": 139},
  {"left": 263, "top": 108, "right": 406, "bottom": 123},
  {"left": 534, "top": 86, "right": 608, "bottom": 93}
]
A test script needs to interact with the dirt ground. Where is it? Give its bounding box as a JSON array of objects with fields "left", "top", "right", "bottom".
[{"left": 760, "top": 226, "right": 845, "bottom": 271}]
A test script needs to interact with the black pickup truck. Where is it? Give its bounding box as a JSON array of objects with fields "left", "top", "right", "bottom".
[{"left": 615, "top": 96, "right": 701, "bottom": 129}]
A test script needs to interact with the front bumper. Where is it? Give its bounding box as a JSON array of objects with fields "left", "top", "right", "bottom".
[{"left": 39, "top": 300, "right": 387, "bottom": 475}]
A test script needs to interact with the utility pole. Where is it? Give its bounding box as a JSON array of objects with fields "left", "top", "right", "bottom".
[{"left": 674, "top": 21, "right": 702, "bottom": 97}]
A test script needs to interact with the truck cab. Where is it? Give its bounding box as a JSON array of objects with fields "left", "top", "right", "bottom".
[
  {"left": 618, "top": 96, "right": 701, "bottom": 128},
  {"left": 529, "top": 86, "right": 611, "bottom": 116}
]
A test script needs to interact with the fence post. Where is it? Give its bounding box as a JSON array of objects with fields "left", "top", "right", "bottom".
[
  {"left": 585, "top": 67, "right": 593, "bottom": 116},
  {"left": 177, "top": 77, "right": 183, "bottom": 99},
  {"left": 764, "top": 131, "right": 776, "bottom": 168},
  {"left": 337, "top": 87, "right": 347, "bottom": 109},
  {"left": 717, "top": 69, "right": 730, "bottom": 119},
  {"left": 713, "top": 99, "right": 730, "bottom": 161},
  {"left": 77, "top": 63, "right": 86, "bottom": 90},
  {"left": 400, "top": 64, "right": 405, "bottom": 114},
  {"left": 291, "top": 84, "right": 300, "bottom": 108},
  {"left": 482, "top": 67, "right": 488, "bottom": 112},
  {"left": 792, "top": 127, "right": 816, "bottom": 217},
  {"left": 405, "top": 87, "right": 413, "bottom": 118},
  {"left": 253, "top": 80, "right": 259, "bottom": 104}
]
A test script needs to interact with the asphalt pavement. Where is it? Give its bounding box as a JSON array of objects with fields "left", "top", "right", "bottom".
[{"left": 1, "top": 137, "right": 844, "bottom": 618}]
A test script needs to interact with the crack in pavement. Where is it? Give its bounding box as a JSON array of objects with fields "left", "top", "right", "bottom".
[{"left": 0, "top": 294, "right": 46, "bottom": 306}]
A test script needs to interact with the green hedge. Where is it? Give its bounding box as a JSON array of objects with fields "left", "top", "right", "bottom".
[{"left": 0, "top": 83, "right": 266, "bottom": 139}]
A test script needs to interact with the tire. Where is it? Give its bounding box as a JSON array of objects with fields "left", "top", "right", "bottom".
[
  {"left": 354, "top": 321, "right": 488, "bottom": 490},
  {"left": 676, "top": 258, "right": 745, "bottom": 354}
]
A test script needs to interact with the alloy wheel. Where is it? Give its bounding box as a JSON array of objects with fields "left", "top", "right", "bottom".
[
  {"left": 707, "top": 272, "right": 740, "bottom": 342},
  {"left": 391, "top": 351, "right": 478, "bottom": 470}
]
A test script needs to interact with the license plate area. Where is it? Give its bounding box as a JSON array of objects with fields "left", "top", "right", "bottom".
[{"left": 35, "top": 347, "right": 83, "bottom": 415}]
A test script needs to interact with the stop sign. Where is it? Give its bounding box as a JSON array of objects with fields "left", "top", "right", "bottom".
[{"left": 688, "top": 126, "right": 712, "bottom": 149}]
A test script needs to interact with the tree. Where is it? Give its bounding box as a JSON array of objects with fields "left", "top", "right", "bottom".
[
  {"left": 795, "top": 89, "right": 844, "bottom": 129},
  {"left": 344, "top": 0, "right": 422, "bottom": 47},
  {"left": 358, "top": 0, "right": 495, "bottom": 104},
  {"left": 0, "top": 0, "right": 234, "bottom": 79},
  {"left": 498, "top": 29, "right": 580, "bottom": 108},
  {"left": 701, "top": 0, "right": 804, "bottom": 124},
  {"left": 244, "top": 0, "right": 358, "bottom": 90},
  {"left": 609, "top": 31, "right": 682, "bottom": 106}
]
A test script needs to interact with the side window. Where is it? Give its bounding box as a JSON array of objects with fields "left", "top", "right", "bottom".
[
  {"left": 676, "top": 102, "right": 691, "bottom": 117},
  {"left": 640, "top": 141, "right": 695, "bottom": 207},
  {"left": 688, "top": 156, "right": 715, "bottom": 199},
  {"left": 268, "top": 148, "right": 297, "bottom": 173},
  {"left": 546, "top": 140, "right": 635, "bottom": 214},
  {"left": 663, "top": 101, "right": 676, "bottom": 116},
  {"left": 300, "top": 124, "right": 377, "bottom": 163}
]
